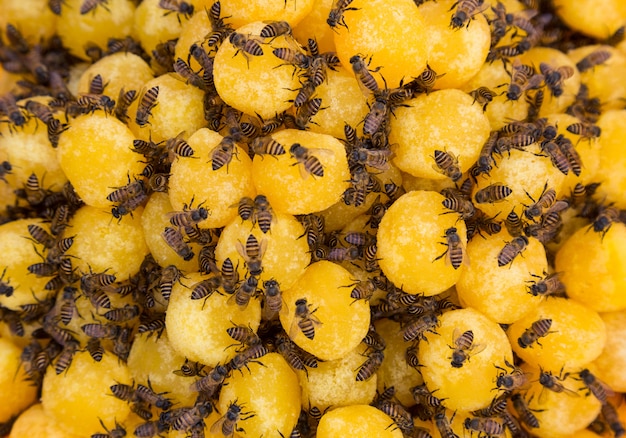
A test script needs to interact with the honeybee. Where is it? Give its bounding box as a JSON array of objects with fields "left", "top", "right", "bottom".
[
  {"left": 210, "top": 400, "right": 256, "bottom": 437},
  {"left": 260, "top": 20, "right": 292, "bottom": 39},
  {"left": 469, "top": 87, "right": 494, "bottom": 111},
  {"left": 449, "top": 328, "right": 485, "bottom": 368},
  {"left": 350, "top": 54, "right": 380, "bottom": 94},
  {"left": 539, "top": 63, "right": 574, "bottom": 97},
  {"left": 91, "top": 419, "right": 127, "bottom": 438},
  {"left": 135, "top": 380, "right": 173, "bottom": 410},
  {"left": 252, "top": 195, "right": 275, "bottom": 234},
  {"left": 375, "top": 400, "right": 414, "bottom": 435},
  {"left": 540, "top": 140, "right": 571, "bottom": 175},
  {"left": 173, "top": 58, "right": 205, "bottom": 89},
  {"left": 474, "top": 183, "right": 512, "bottom": 204},
  {"left": 577, "top": 369, "right": 610, "bottom": 403},
  {"left": 526, "top": 271, "right": 565, "bottom": 297},
  {"left": 79, "top": 0, "right": 109, "bottom": 14},
  {"left": 590, "top": 205, "right": 621, "bottom": 240},
  {"left": 403, "top": 313, "right": 439, "bottom": 342},
  {"left": 103, "top": 304, "right": 140, "bottom": 323},
  {"left": 449, "top": 0, "right": 486, "bottom": 29},
  {"left": 517, "top": 318, "right": 554, "bottom": 348},
  {"left": 355, "top": 349, "right": 384, "bottom": 382},
  {"left": 229, "top": 32, "right": 264, "bottom": 66},
  {"left": 523, "top": 184, "right": 560, "bottom": 221},
  {"left": 236, "top": 234, "right": 267, "bottom": 277},
  {"left": 566, "top": 122, "right": 601, "bottom": 141},
  {"left": 290, "top": 143, "right": 330, "bottom": 178},
  {"left": 463, "top": 417, "right": 505, "bottom": 436},
  {"left": 168, "top": 199, "right": 209, "bottom": 228},
  {"left": 158, "top": 0, "right": 194, "bottom": 20},
  {"left": 327, "top": 0, "right": 359, "bottom": 31},
  {"left": 190, "top": 363, "right": 228, "bottom": 398},
  {"left": 290, "top": 298, "right": 322, "bottom": 340},
  {"left": 494, "top": 358, "right": 528, "bottom": 391},
  {"left": 576, "top": 49, "right": 611, "bottom": 73},
  {"left": 510, "top": 393, "right": 540, "bottom": 429},
  {"left": 434, "top": 227, "right": 468, "bottom": 270},
  {"left": 363, "top": 96, "right": 389, "bottom": 136},
  {"left": 497, "top": 235, "right": 529, "bottom": 267},
  {"left": 274, "top": 332, "right": 308, "bottom": 374},
  {"left": 538, "top": 368, "right": 579, "bottom": 400},
  {"left": 250, "top": 135, "right": 286, "bottom": 157},
  {"left": 171, "top": 403, "right": 213, "bottom": 432},
  {"left": 0, "top": 268, "right": 13, "bottom": 298},
  {"left": 162, "top": 226, "right": 194, "bottom": 261},
  {"left": 262, "top": 279, "right": 283, "bottom": 320},
  {"left": 81, "top": 322, "right": 121, "bottom": 339},
  {"left": 114, "top": 88, "right": 137, "bottom": 124},
  {"left": 209, "top": 136, "right": 238, "bottom": 171},
  {"left": 506, "top": 61, "right": 544, "bottom": 101},
  {"left": 133, "top": 420, "right": 168, "bottom": 438},
  {"left": 229, "top": 276, "right": 259, "bottom": 310},
  {"left": 136, "top": 86, "right": 160, "bottom": 127}
]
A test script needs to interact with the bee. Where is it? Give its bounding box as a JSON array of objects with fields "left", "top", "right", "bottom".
[
  {"left": 450, "top": 0, "right": 486, "bottom": 29},
  {"left": 250, "top": 135, "right": 286, "bottom": 157},
  {"left": 168, "top": 202, "right": 209, "bottom": 229},
  {"left": 250, "top": 195, "right": 274, "bottom": 234},
  {"left": 262, "top": 279, "right": 283, "bottom": 319},
  {"left": 260, "top": 20, "right": 291, "bottom": 38},
  {"left": 229, "top": 276, "right": 259, "bottom": 310},
  {"left": 494, "top": 358, "right": 527, "bottom": 391},
  {"left": 48, "top": 0, "right": 65, "bottom": 14},
  {"left": 158, "top": 0, "right": 194, "bottom": 20},
  {"left": 236, "top": 197, "right": 254, "bottom": 221},
  {"left": 173, "top": 57, "right": 205, "bottom": 89},
  {"left": 114, "top": 88, "right": 137, "bottom": 124},
  {"left": 55, "top": 340, "right": 79, "bottom": 375},
  {"left": 135, "top": 380, "right": 173, "bottom": 410},
  {"left": 107, "top": 178, "right": 146, "bottom": 205},
  {"left": 468, "top": 87, "right": 494, "bottom": 112},
  {"left": 539, "top": 368, "right": 578, "bottom": 399},
  {"left": 506, "top": 61, "right": 544, "bottom": 101},
  {"left": 79, "top": 0, "right": 109, "bottom": 14},
  {"left": 555, "top": 135, "right": 582, "bottom": 177},
  {"left": 86, "top": 338, "right": 104, "bottom": 362},
  {"left": 434, "top": 409, "right": 458, "bottom": 438},
  {"left": 81, "top": 322, "right": 120, "bottom": 339},
  {"left": 601, "top": 402, "right": 626, "bottom": 438},
  {"left": 171, "top": 403, "right": 213, "bottom": 432},
  {"left": 362, "top": 95, "right": 390, "bottom": 136},
  {"left": 226, "top": 323, "right": 260, "bottom": 351},
  {"left": 229, "top": 32, "right": 264, "bottom": 66},
  {"left": 103, "top": 304, "right": 140, "bottom": 323},
  {"left": 348, "top": 279, "right": 377, "bottom": 303},
  {"left": 591, "top": 205, "right": 621, "bottom": 240},
  {"left": 510, "top": 393, "right": 540, "bottom": 429},
  {"left": 441, "top": 188, "right": 476, "bottom": 220},
  {"left": 274, "top": 332, "right": 307, "bottom": 374},
  {"left": 497, "top": 235, "right": 529, "bottom": 267},
  {"left": 236, "top": 234, "right": 267, "bottom": 277},
  {"left": 350, "top": 54, "right": 380, "bottom": 94},
  {"left": 518, "top": 318, "right": 554, "bottom": 348},
  {"left": 162, "top": 226, "right": 194, "bottom": 261},
  {"left": 210, "top": 400, "right": 255, "bottom": 437},
  {"left": 174, "top": 358, "right": 207, "bottom": 378},
  {"left": 349, "top": 147, "right": 391, "bottom": 171},
  {"left": 91, "top": 419, "right": 127, "bottom": 438},
  {"left": 449, "top": 329, "right": 485, "bottom": 368},
  {"left": 290, "top": 298, "right": 322, "bottom": 340},
  {"left": 474, "top": 183, "right": 512, "bottom": 204},
  {"left": 272, "top": 47, "right": 311, "bottom": 71},
  {"left": 210, "top": 136, "right": 238, "bottom": 172},
  {"left": 294, "top": 97, "right": 324, "bottom": 129},
  {"left": 0, "top": 268, "right": 13, "bottom": 298},
  {"left": 403, "top": 313, "right": 439, "bottom": 342},
  {"left": 539, "top": 63, "right": 574, "bottom": 97},
  {"left": 434, "top": 227, "right": 468, "bottom": 270},
  {"left": 327, "top": 0, "right": 358, "bottom": 31},
  {"left": 576, "top": 50, "right": 611, "bottom": 73},
  {"left": 133, "top": 420, "right": 168, "bottom": 438},
  {"left": 463, "top": 417, "right": 505, "bottom": 436},
  {"left": 355, "top": 349, "right": 384, "bottom": 382},
  {"left": 136, "top": 86, "right": 160, "bottom": 127},
  {"left": 540, "top": 140, "right": 571, "bottom": 175},
  {"left": 577, "top": 368, "right": 610, "bottom": 403},
  {"left": 526, "top": 272, "right": 565, "bottom": 297},
  {"left": 412, "top": 384, "right": 445, "bottom": 409},
  {"left": 227, "top": 343, "right": 270, "bottom": 374},
  {"left": 523, "top": 184, "right": 561, "bottom": 221},
  {"left": 221, "top": 258, "right": 240, "bottom": 294},
  {"left": 375, "top": 400, "right": 414, "bottom": 435},
  {"left": 190, "top": 364, "right": 229, "bottom": 396},
  {"left": 566, "top": 122, "right": 601, "bottom": 141},
  {"left": 190, "top": 276, "right": 221, "bottom": 304},
  {"left": 290, "top": 143, "right": 328, "bottom": 178}
]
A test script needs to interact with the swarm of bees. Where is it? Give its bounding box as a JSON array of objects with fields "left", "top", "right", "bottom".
[{"left": 1, "top": 0, "right": 626, "bottom": 437}]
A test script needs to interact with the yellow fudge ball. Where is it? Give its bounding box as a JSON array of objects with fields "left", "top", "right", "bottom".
[
  {"left": 521, "top": 363, "right": 602, "bottom": 438},
  {"left": 305, "top": 67, "right": 370, "bottom": 139},
  {"left": 388, "top": 89, "right": 490, "bottom": 180},
  {"left": 10, "top": 403, "right": 82, "bottom": 438},
  {"left": 555, "top": 222, "right": 626, "bottom": 312},
  {"left": 174, "top": 10, "right": 214, "bottom": 72},
  {"left": 251, "top": 129, "right": 350, "bottom": 215},
  {"left": 553, "top": 0, "right": 626, "bottom": 40},
  {"left": 595, "top": 110, "right": 626, "bottom": 208},
  {"left": 456, "top": 229, "right": 546, "bottom": 324},
  {"left": 292, "top": 0, "right": 335, "bottom": 54},
  {"left": 56, "top": 0, "right": 135, "bottom": 60},
  {"left": 519, "top": 47, "right": 581, "bottom": 117},
  {"left": 317, "top": 404, "right": 404, "bottom": 438},
  {"left": 65, "top": 205, "right": 150, "bottom": 280},
  {"left": 461, "top": 60, "right": 529, "bottom": 130},
  {"left": 0, "top": 219, "right": 57, "bottom": 311},
  {"left": 56, "top": 113, "right": 144, "bottom": 209},
  {"left": 298, "top": 343, "right": 378, "bottom": 411},
  {"left": 141, "top": 192, "right": 203, "bottom": 271},
  {"left": 374, "top": 318, "right": 424, "bottom": 407},
  {"left": 165, "top": 271, "right": 262, "bottom": 367},
  {"left": 0, "top": 0, "right": 57, "bottom": 45},
  {"left": 217, "top": 353, "right": 301, "bottom": 438},
  {"left": 0, "top": 337, "right": 38, "bottom": 423},
  {"left": 418, "top": 307, "right": 514, "bottom": 412},
  {"left": 213, "top": 22, "right": 303, "bottom": 120},
  {"left": 214, "top": 211, "right": 310, "bottom": 289},
  {"left": 279, "top": 261, "right": 370, "bottom": 361},
  {"left": 568, "top": 45, "right": 626, "bottom": 111},
  {"left": 471, "top": 145, "right": 566, "bottom": 219},
  {"left": 507, "top": 297, "right": 606, "bottom": 371},
  {"left": 41, "top": 350, "right": 133, "bottom": 437},
  {"left": 77, "top": 52, "right": 155, "bottom": 101},
  {"left": 377, "top": 190, "right": 467, "bottom": 296},
  {"left": 127, "top": 331, "right": 197, "bottom": 406},
  {"left": 129, "top": 74, "right": 207, "bottom": 142},
  {"left": 133, "top": 0, "right": 186, "bottom": 57},
  {"left": 169, "top": 128, "right": 256, "bottom": 229},
  {"left": 593, "top": 309, "right": 626, "bottom": 392},
  {"left": 221, "top": 0, "right": 314, "bottom": 29},
  {"left": 333, "top": 0, "right": 428, "bottom": 89},
  {"left": 418, "top": 0, "right": 491, "bottom": 89},
  {"left": 0, "top": 104, "right": 67, "bottom": 191}
]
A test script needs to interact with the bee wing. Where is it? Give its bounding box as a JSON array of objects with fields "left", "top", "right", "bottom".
[
  {"left": 308, "top": 147, "right": 335, "bottom": 161},
  {"left": 258, "top": 237, "right": 268, "bottom": 258},
  {"left": 288, "top": 314, "right": 301, "bottom": 340},
  {"left": 295, "top": 161, "right": 311, "bottom": 180},
  {"left": 235, "top": 240, "right": 248, "bottom": 261},
  {"left": 209, "top": 414, "right": 227, "bottom": 436}
]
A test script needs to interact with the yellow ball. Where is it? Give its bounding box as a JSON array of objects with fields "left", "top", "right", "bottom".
[
  {"left": 377, "top": 190, "right": 467, "bottom": 296},
  {"left": 507, "top": 297, "right": 606, "bottom": 371},
  {"left": 0, "top": 338, "right": 38, "bottom": 423},
  {"left": 595, "top": 109, "right": 626, "bottom": 208},
  {"left": 279, "top": 260, "right": 370, "bottom": 361},
  {"left": 593, "top": 309, "right": 626, "bottom": 392},
  {"left": 9, "top": 403, "right": 81, "bottom": 438},
  {"left": 388, "top": 89, "right": 490, "bottom": 180},
  {"left": 418, "top": 307, "right": 514, "bottom": 412},
  {"left": 317, "top": 404, "right": 404, "bottom": 438},
  {"left": 555, "top": 222, "right": 626, "bottom": 312},
  {"left": 0, "top": 0, "right": 57, "bottom": 45},
  {"left": 133, "top": 0, "right": 186, "bottom": 57},
  {"left": 553, "top": 0, "right": 626, "bottom": 39},
  {"left": 220, "top": 0, "right": 315, "bottom": 28}
]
